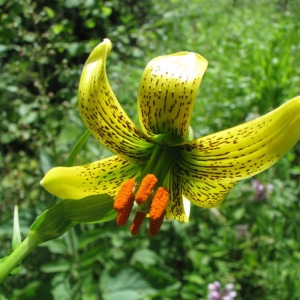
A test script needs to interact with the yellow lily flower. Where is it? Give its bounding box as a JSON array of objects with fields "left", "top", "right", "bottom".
[{"left": 41, "top": 38, "right": 300, "bottom": 236}]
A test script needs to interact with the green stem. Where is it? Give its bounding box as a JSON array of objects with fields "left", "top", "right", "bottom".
[
  {"left": 68, "top": 227, "right": 80, "bottom": 265},
  {"left": 0, "top": 234, "right": 40, "bottom": 283},
  {"left": 65, "top": 130, "right": 90, "bottom": 167}
]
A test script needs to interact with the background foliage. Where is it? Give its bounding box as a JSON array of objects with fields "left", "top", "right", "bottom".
[{"left": 1, "top": 0, "right": 300, "bottom": 299}]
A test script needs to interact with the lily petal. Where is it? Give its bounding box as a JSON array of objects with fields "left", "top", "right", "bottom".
[
  {"left": 40, "top": 156, "right": 141, "bottom": 200},
  {"left": 181, "top": 178, "right": 236, "bottom": 208},
  {"left": 165, "top": 172, "right": 190, "bottom": 222},
  {"left": 79, "top": 38, "right": 153, "bottom": 163},
  {"left": 178, "top": 96, "right": 300, "bottom": 182},
  {"left": 138, "top": 51, "right": 208, "bottom": 141}
]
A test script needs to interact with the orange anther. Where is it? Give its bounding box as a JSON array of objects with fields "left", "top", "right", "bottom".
[
  {"left": 148, "top": 214, "right": 165, "bottom": 237},
  {"left": 114, "top": 178, "right": 135, "bottom": 210},
  {"left": 148, "top": 187, "right": 169, "bottom": 236},
  {"left": 149, "top": 187, "right": 169, "bottom": 220},
  {"left": 114, "top": 178, "right": 135, "bottom": 226},
  {"left": 135, "top": 174, "right": 158, "bottom": 205},
  {"left": 130, "top": 211, "right": 146, "bottom": 236},
  {"left": 116, "top": 201, "right": 134, "bottom": 225}
]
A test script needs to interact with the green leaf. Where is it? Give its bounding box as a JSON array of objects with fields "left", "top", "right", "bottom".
[
  {"left": 41, "top": 239, "right": 68, "bottom": 255},
  {"left": 63, "top": 194, "right": 116, "bottom": 223},
  {"left": 29, "top": 209, "right": 74, "bottom": 244},
  {"left": 51, "top": 23, "right": 64, "bottom": 35},
  {"left": 77, "top": 230, "right": 102, "bottom": 249},
  {"left": 102, "top": 6, "right": 112, "bottom": 16},
  {"left": 100, "top": 268, "right": 156, "bottom": 300},
  {"left": 130, "top": 249, "right": 159, "bottom": 268},
  {"left": 44, "top": 6, "right": 55, "bottom": 19},
  {"left": 9, "top": 206, "right": 22, "bottom": 274},
  {"left": 41, "top": 259, "right": 72, "bottom": 273},
  {"left": 12, "top": 206, "right": 21, "bottom": 251},
  {"left": 29, "top": 194, "right": 116, "bottom": 244},
  {"left": 65, "top": 130, "right": 90, "bottom": 167}
]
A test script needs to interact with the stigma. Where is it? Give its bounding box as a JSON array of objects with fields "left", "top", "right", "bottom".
[{"left": 113, "top": 174, "right": 169, "bottom": 236}]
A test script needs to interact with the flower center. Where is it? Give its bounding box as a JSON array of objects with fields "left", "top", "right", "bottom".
[
  {"left": 113, "top": 143, "right": 179, "bottom": 236},
  {"left": 114, "top": 174, "right": 169, "bottom": 236}
]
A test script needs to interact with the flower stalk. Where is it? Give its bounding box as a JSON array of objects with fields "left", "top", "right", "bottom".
[{"left": 0, "top": 235, "right": 41, "bottom": 283}]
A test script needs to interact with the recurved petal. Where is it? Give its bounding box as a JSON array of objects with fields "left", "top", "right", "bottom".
[
  {"left": 40, "top": 156, "right": 141, "bottom": 200},
  {"left": 138, "top": 51, "right": 208, "bottom": 141},
  {"left": 165, "top": 172, "right": 190, "bottom": 222},
  {"left": 182, "top": 178, "right": 236, "bottom": 208},
  {"left": 79, "top": 38, "right": 153, "bottom": 163},
  {"left": 178, "top": 96, "right": 300, "bottom": 182}
]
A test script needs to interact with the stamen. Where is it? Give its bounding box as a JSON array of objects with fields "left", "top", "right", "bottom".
[
  {"left": 114, "top": 178, "right": 135, "bottom": 210},
  {"left": 148, "top": 187, "right": 169, "bottom": 236},
  {"left": 149, "top": 214, "right": 165, "bottom": 237},
  {"left": 135, "top": 174, "right": 158, "bottom": 205},
  {"left": 149, "top": 187, "right": 169, "bottom": 220},
  {"left": 116, "top": 201, "right": 134, "bottom": 225},
  {"left": 114, "top": 179, "right": 135, "bottom": 226},
  {"left": 130, "top": 211, "right": 146, "bottom": 236}
]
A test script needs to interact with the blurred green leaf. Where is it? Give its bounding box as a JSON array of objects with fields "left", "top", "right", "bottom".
[
  {"left": 130, "top": 249, "right": 159, "bottom": 268},
  {"left": 44, "top": 7, "right": 55, "bottom": 19},
  {"left": 41, "top": 239, "right": 68, "bottom": 255},
  {"left": 41, "top": 259, "right": 72, "bottom": 273},
  {"left": 100, "top": 268, "right": 156, "bottom": 300}
]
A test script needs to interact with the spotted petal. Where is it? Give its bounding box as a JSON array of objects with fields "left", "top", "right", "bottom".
[
  {"left": 79, "top": 38, "right": 153, "bottom": 163},
  {"left": 178, "top": 97, "right": 300, "bottom": 184},
  {"left": 40, "top": 156, "right": 141, "bottom": 200},
  {"left": 165, "top": 172, "right": 190, "bottom": 222},
  {"left": 182, "top": 178, "right": 236, "bottom": 208},
  {"left": 138, "top": 51, "right": 208, "bottom": 141}
]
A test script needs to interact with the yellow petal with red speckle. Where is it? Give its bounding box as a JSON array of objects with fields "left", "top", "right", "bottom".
[
  {"left": 165, "top": 171, "right": 190, "bottom": 222},
  {"left": 138, "top": 51, "right": 207, "bottom": 141},
  {"left": 78, "top": 38, "right": 153, "bottom": 163},
  {"left": 178, "top": 96, "right": 300, "bottom": 183},
  {"left": 41, "top": 156, "right": 141, "bottom": 200}
]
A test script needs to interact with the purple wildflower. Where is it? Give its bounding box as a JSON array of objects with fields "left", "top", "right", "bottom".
[
  {"left": 236, "top": 224, "right": 250, "bottom": 240},
  {"left": 252, "top": 179, "right": 274, "bottom": 201},
  {"left": 208, "top": 281, "right": 237, "bottom": 300}
]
